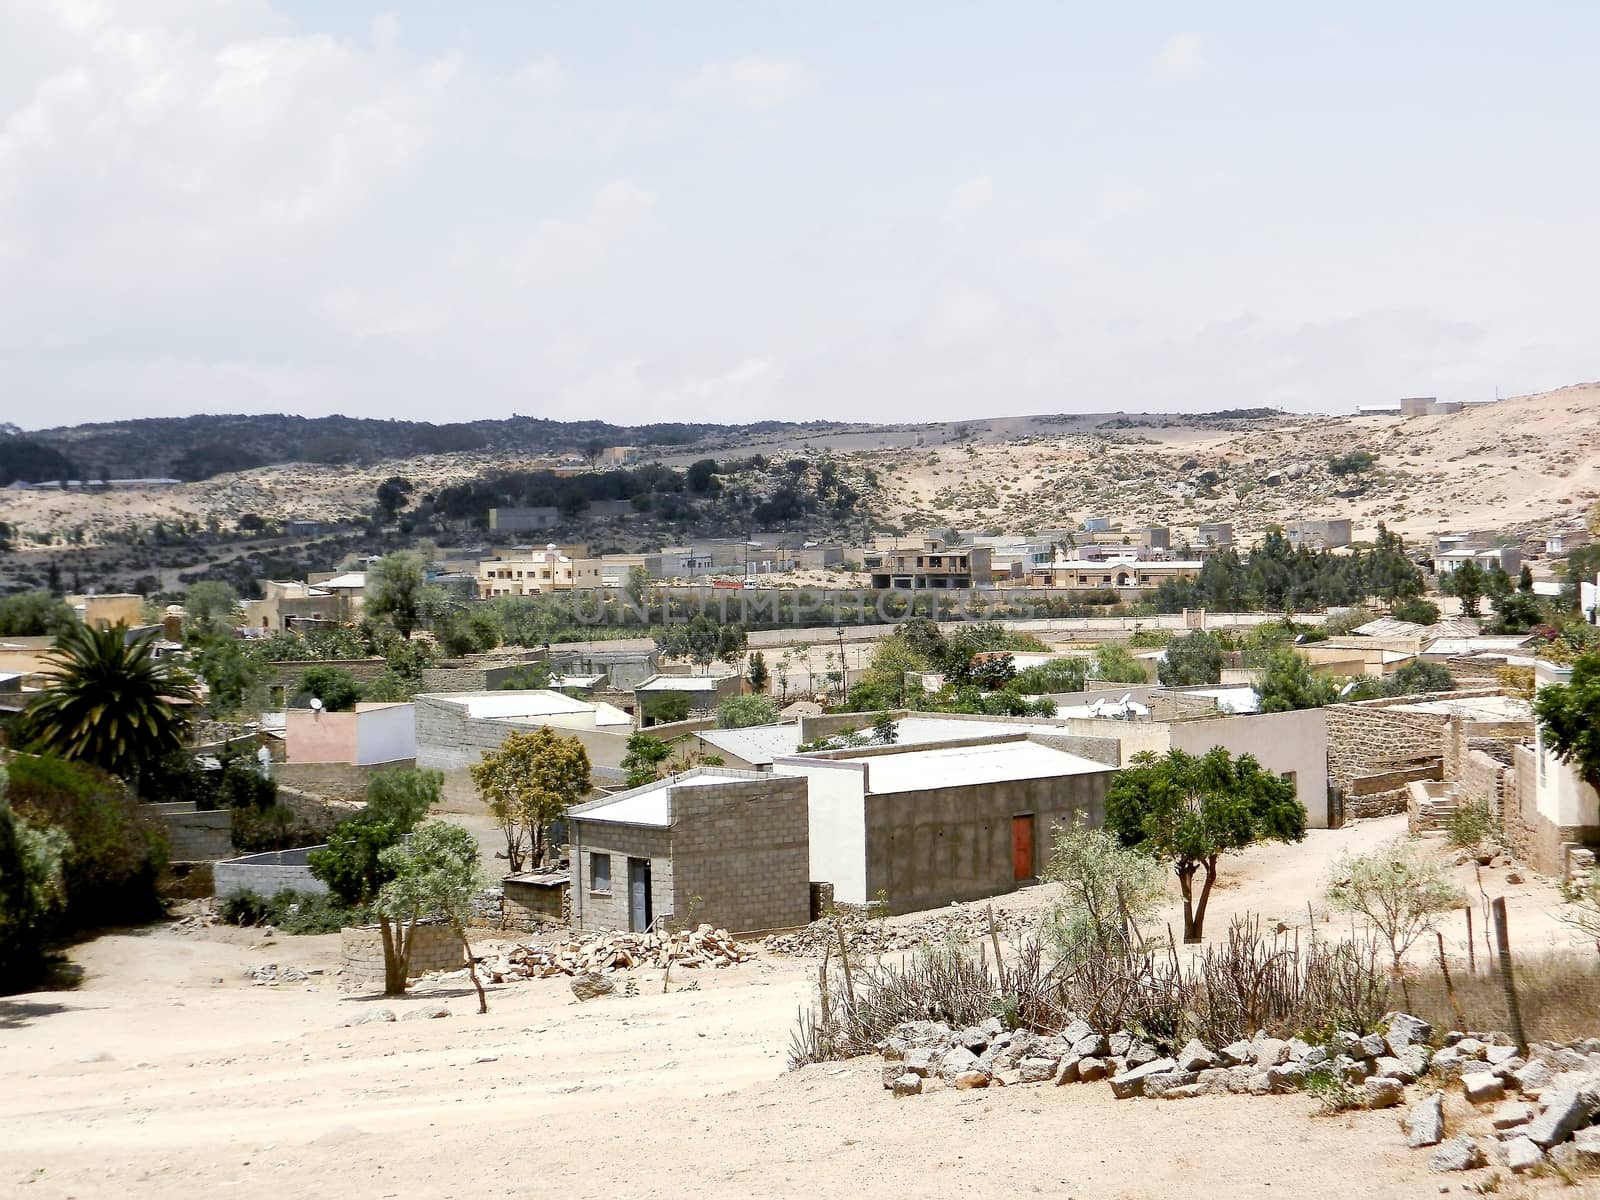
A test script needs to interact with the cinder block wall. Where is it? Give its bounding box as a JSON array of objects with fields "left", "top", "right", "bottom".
[
  {"left": 341, "top": 922, "right": 463, "bottom": 986},
  {"left": 214, "top": 848, "right": 329, "bottom": 900},
  {"left": 151, "top": 803, "right": 234, "bottom": 861},
  {"left": 568, "top": 824, "right": 674, "bottom": 932},
  {"left": 669, "top": 777, "right": 811, "bottom": 934}
]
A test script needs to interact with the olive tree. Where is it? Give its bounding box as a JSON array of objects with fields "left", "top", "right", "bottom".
[{"left": 1105, "top": 747, "right": 1306, "bottom": 942}]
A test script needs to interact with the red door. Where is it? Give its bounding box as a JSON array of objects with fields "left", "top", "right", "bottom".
[{"left": 1011, "top": 815, "right": 1034, "bottom": 881}]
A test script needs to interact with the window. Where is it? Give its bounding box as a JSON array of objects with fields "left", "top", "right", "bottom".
[
  {"left": 1280, "top": 771, "right": 1297, "bottom": 792},
  {"left": 590, "top": 853, "right": 612, "bottom": 894}
]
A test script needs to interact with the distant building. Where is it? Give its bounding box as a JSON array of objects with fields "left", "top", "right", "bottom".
[
  {"left": 489, "top": 506, "right": 561, "bottom": 533},
  {"left": 1285, "top": 518, "right": 1354, "bottom": 550},
  {"left": 1029, "top": 557, "right": 1203, "bottom": 591},
  {"left": 1399, "top": 396, "right": 1437, "bottom": 417},
  {"left": 65, "top": 593, "right": 145, "bottom": 629},
  {"left": 1433, "top": 546, "right": 1522, "bottom": 576},
  {"left": 868, "top": 538, "right": 993, "bottom": 590},
  {"left": 1197, "top": 522, "right": 1233, "bottom": 550},
  {"left": 477, "top": 545, "right": 605, "bottom": 597}
]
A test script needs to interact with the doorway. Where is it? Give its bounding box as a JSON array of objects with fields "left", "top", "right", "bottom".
[
  {"left": 1011, "top": 815, "right": 1035, "bottom": 882},
  {"left": 628, "top": 858, "right": 653, "bottom": 932}
]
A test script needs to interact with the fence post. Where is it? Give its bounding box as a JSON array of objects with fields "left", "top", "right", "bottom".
[
  {"left": 1464, "top": 908, "right": 1475, "bottom": 975},
  {"left": 1490, "top": 897, "right": 1528, "bottom": 1055}
]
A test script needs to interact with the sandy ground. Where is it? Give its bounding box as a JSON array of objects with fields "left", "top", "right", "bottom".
[{"left": 4, "top": 816, "right": 1596, "bottom": 1199}]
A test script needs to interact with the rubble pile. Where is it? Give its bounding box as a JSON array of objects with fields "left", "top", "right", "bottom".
[
  {"left": 874, "top": 1014, "right": 1600, "bottom": 1175},
  {"left": 764, "top": 905, "right": 1039, "bottom": 957},
  {"left": 483, "top": 924, "right": 752, "bottom": 982}
]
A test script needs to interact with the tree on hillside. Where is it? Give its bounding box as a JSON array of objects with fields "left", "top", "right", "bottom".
[
  {"left": 468, "top": 728, "right": 590, "bottom": 873},
  {"left": 1533, "top": 651, "right": 1600, "bottom": 799},
  {"left": 364, "top": 551, "right": 427, "bottom": 638},
  {"left": 1158, "top": 631, "right": 1224, "bottom": 687},
  {"left": 716, "top": 693, "right": 779, "bottom": 729},
  {"left": 375, "top": 475, "right": 414, "bottom": 518},
  {"left": 308, "top": 768, "right": 441, "bottom": 996},
  {"left": 1255, "top": 648, "right": 1337, "bottom": 712},
  {"left": 374, "top": 820, "right": 487, "bottom": 1012},
  {"left": 1105, "top": 747, "right": 1305, "bottom": 942},
  {"left": 19, "top": 623, "right": 197, "bottom": 791}
]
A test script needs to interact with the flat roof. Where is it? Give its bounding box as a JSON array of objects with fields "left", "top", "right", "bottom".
[
  {"left": 428, "top": 689, "right": 609, "bottom": 721},
  {"left": 698, "top": 723, "right": 803, "bottom": 765},
  {"left": 1388, "top": 695, "right": 1533, "bottom": 721},
  {"left": 809, "top": 738, "right": 1112, "bottom": 795},
  {"left": 635, "top": 674, "right": 730, "bottom": 691},
  {"left": 570, "top": 768, "right": 763, "bottom": 827}
]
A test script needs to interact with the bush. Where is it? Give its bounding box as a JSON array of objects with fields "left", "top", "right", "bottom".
[
  {"left": 1444, "top": 798, "right": 1497, "bottom": 849},
  {"left": 292, "top": 665, "right": 364, "bottom": 711},
  {"left": 1393, "top": 598, "right": 1441, "bottom": 626},
  {"left": 221, "top": 887, "right": 364, "bottom": 934},
  {"left": 0, "top": 766, "right": 69, "bottom": 991},
  {"left": 5, "top": 754, "right": 168, "bottom": 930},
  {"left": 231, "top": 802, "right": 336, "bottom": 854},
  {"left": 716, "top": 693, "right": 779, "bottom": 729}
]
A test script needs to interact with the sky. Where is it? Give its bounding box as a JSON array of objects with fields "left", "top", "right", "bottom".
[{"left": 3, "top": 2, "right": 1599, "bottom": 429}]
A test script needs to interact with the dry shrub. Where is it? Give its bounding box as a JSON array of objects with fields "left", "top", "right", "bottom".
[{"left": 1397, "top": 952, "right": 1600, "bottom": 1043}]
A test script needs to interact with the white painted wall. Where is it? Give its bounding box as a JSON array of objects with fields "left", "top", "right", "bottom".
[
  {"left": 1533, "top": 661, "right": 1600, "bottom": 828},
  {"left": 356, "top": 703, "right": 417, "bottom": 765},
  {"left": 1170, "top": 708, "right": 1331, "bottom": 828},
  {"left": 773, "top": 759, "right": 867, "bottom": 904}
]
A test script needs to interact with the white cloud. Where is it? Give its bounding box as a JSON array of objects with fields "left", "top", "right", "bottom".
[
  {"left": 674, "top": 58, "right": 816, "bottom": 111},
  {"left": 946, "top": 175, "right": 994, "bottom": 216},
  {"left": 513, "top": 54, "right": 566, "bottom": 93},
  {"left": 1152, "top": 32, "right": 1209, "bottom": 80}
]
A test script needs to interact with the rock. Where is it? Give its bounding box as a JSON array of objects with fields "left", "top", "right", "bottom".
[
  {"left": 1428, "top": 1136, "right": 1486, "bottom": 1173},
  {"left": 1374, "top": 1056, "right": 1409, "bottom": 1084},
  {"left": 570, "top": 972, "right": 616, "bottom": 1001},
  {"left": 1405, "top": 1092, "right": 1446, "bottom": 1148},
  {"left": 1484, "top": 1044, "right": 1519, "bottom": 1067},
  {"left": 1355, "top": 1034, "right": 1387, "bottom": 1061},
  {"left": 1461, "top": 1072, "right": 1505, "bottom": 1104},
  {"left": 1512, "top": 1059, "right": 1552, "bottom": 1097},
  {"left": 980, "top": 1017, "right": 1004, "bottom": 1038},
  {"left": 1245, "top": 1072, "right": 1273, "bottom": 1096},
  {"left": 1143, "top": 1071, "right": 1201, "bottom": 1099},
  {"left": 1286, "top": 1037, "right": 1312, "bottom": 1062},
  {"left": 1254, "top": 1037, "right": 1290, "bottom": 1067},
  {"left": 1071, "top": 1032, "right": 1109, "bottom": 1058},
  {"left": 883, "top": 1021, "right": 956, "bottom": 1058},
  {"left": 938, "top": 1046, "right": 981, "bottom": 1083},
  {"left": 952, "top": 1070, "right": 990, "bottom": 1091},
  {"left": 1268, "top": 1062, "right": 1312, "bottom": 1092},
  {"left": 1489, "top": 1101, "right": 1534, "bottom": 1129},
  {"left": 1337, "top": 1056, "right": 1374, "bottom": 1085},
  {"left": 902, "top": 1047, "right": 939, "bottom": 1077},
  {"left": 401, "top": 1005, "right": 450, "bottom": 1021},
  {"left": 1196, "top": 1068, "right": 1233, "bottom": 1095},
  {"left": 1108, "top": 1032, "right": 1132, "bottom": 1057},
  {"left": 891, "top": 1072, "right": 923, "bottom": 1097},
  {"left": 1300, "top": 1045, "right": 1330, "bottom": 1068},
  {"left": 1109, "top": 1057, "right": 1179, "bottom": 1099},
  {"left": 1430, "top": 1046, "right": 1469, "bottom": 1080},
  {"left": 1385, "top": 1013, "right": 1433, "bottom": 1053},
  {"left": 1364, "top": 1076, "right": 1405, "bottom": 1109},
  {"left": 1555, "top": 1126, "right": 1600, "bottom": 1169},
  {"left": 1061, "top": 1018, "right": 1093, "bottom": 1045},
  {"left": 1076, "top": 1057, "right": 1107, "bottom": 1082},
  {"left": 1126, "top": 1042, "right": 1159, "bottom": 1069},
  {"left": 1018, "top": 1057, "right": 1057, "bottom": 1084},
  {"left": 1504, "top": 1137, "right": 1543, "bottom": 1173},
  {"left": 1219, "top": 1040, "right": 1254, "bottom": 1067},
  {"left": 1176, "top": 1038, "right": 1215, "bottom": 1073},
  {"left": 1454, "top": 1037, "right": 1488, "bottom": 1060},
  {"left": 338, "top": 1008, "right": 397, "bottom": 1027},
  {"left": 1524, "top": 1085, "right": 1600, "bottom": 1148},
  {"left": 958, "top": 1026, "right": 989, "bottom": 1053}
]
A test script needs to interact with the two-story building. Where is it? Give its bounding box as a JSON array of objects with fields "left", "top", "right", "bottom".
[{"left": 868, "top": 539, "right": 992, "bottom": 590}]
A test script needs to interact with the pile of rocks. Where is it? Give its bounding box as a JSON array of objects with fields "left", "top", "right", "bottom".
[
  {"left": 244, "top": 963, "right": 317, "bottom": 986},
  {"left": 482, "top": 924, "right": 751, "bottom": 982},
  {"left": 1400, "top": 1031, "right": 1600, "bottom": 1176},
  {"left": 764, "top": 905, "right": 1038, "bottom": 958}
]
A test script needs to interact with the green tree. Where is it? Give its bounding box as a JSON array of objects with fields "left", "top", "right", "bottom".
[
  {"left": 468, "top": 728, "right": 590, "bottom": 872},
  {"left": 1328, "top": 449, "right": 1376, "bottom": 476},
  {"left": 1557, "top": 544, "right": 1600, "bottom": 617},
  {"left": 1090, "top": 643, "right": 1149, "bottom": 683},
  {"left": 621, "top": 733, "right": 672, "bottom": 788},
  {"left": 1255, "top": 648, "right": 1337, "bottom": 712},
  {"left": 1105, "top": 747, "right": 1306, "bottom": 942},
  {"left": 1533, "top": 651, "right": 1600, "bottom": 798},
  {"left": 375, "top": 475, "right": 414, "bottom": 517},
  {"left": 641, "top": 690, "right": 692, "bottom": 726},
  {"left": 374, "top": 820, "right": 487, "bottom": 1011},
  {"left": 745, "top": 649, "right": 770, "bottom": 694},
  {"left": 1392, "top": 598, "right": 1441, "bottom": 626},
  {"left": 293, "top": 664, "right": 363, "bottom": 711},
  {"left": 1158, "top": 631, "right": 1225, "bottom": 687},
  {"left": 0, "top": 764, "right": 70, "bottom": 991},
  {"left": 19, "top": 623, "right": 197, "bottom": 790},
  {"left": 1442, "top": 560, "right": 1486, "bottom": 618},
  {"left": 1326, "top": 838, "right": 1466, "bottom": 1003},
  {"left": 191, "top": 633, "right": 266, "bottom": 716},
  {"left": 308, "top": 768, "right": 441, "bottom": 996},
  {"left": 1042, "top": 819, "right": 1167, "bottom": 960},
  {"left": 0, "top": 591, "right": 76, "bottom": 637},
  {"left": 183, "top": 580, "right": 239, "bottom": 631},
  {"left": 365, "top": 551, "right": 427, "bottom": 638},
  {"left": 1384, "top": 660, "right": 1454, "bottom": 696},
  {"left": 716, "top": 693, "right": 779, "bottom": 729}
]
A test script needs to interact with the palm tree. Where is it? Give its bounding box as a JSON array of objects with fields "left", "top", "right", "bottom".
[{"left": 21, "top": 622, "right": 197, "bottom": 790}]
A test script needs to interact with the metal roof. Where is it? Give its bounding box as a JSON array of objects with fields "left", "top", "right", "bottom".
[{"left": 801, "top": 739, "right": 1112, "bottom": 795}]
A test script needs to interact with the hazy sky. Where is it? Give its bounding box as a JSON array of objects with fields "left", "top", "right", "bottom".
[{"left": 4, "top": 2, "right": 1598, "bottom": 428}]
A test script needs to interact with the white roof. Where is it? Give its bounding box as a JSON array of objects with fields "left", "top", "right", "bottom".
[
  {"left": 1424, "top": 636, "right": 1535, "bottom": 657},
  {"left": 636, "top": 674, "right": 729, "bottom": 692},
  {"left": 320, "top": 572, "right": 367, "bottom": 589},
  {"left": 434, "top": 689, "right": 606, "bottom": 721},
  {"left": 820, "top": 739, "right": 1111, "bottom": 795},
  {"left": 698, "top": 724, "right": 803, "bottom": 765},
  {"left": 1388, "top": 695, "right": 1533, "bottom": 721},
  {"left": 571, "top": 769, "right": 755, "bottom": 827},
  {"left": 1184, "top": 686, "right": 1261, "bottom": 715}
]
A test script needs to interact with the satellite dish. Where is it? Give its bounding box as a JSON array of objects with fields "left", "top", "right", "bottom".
[
  {"left": 310, "top": 697, "right": 324, "bottom": 712},
  {"left": 1120, "top": 693, "right": 1133, "bottom": 705}
]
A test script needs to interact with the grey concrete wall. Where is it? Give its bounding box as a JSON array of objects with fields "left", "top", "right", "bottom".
[
  {"left": 214, "top": 847, "right": 329, "bottom": 899},
  {"left": 567, "top": 823, "right": 674, "bottom": 932},
  {"left": 419, "top": 665, "right": 524, "bottom": 693},
  {"left": 667, "top": 777, "right": 811, "bottom": 934},
  {"left": 151, "top": 802, "right": 234, "bottom": 861},
  {"left": 863, "top": 771, "right": 1111, "bottom": 914},
  {"left": 1168, "top": 707, "right": 1331, "bottom": 828}
]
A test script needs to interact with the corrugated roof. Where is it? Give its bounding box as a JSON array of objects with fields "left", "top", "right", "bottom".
[{"left": 1353, "top": 617, "right": 1426, "bottom": 638}]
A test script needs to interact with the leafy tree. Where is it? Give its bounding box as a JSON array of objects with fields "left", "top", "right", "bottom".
[
  {"left": 0, "top": 591, "right": 76, "bottom": 637},
  {"left": 1042, "top": 819, "right": 1168, "bottom": 960},
  {"left": 871, "top": 712, "right": 898, "bottom": 744},
  {"left": 1557, "top": 544, "right": 1600, "bottom": 617},
  {"left": 1158, "top": 631, "right": 1225, "bottom": 687},
  {"left": 374, "top": 820, "right": 487, "bottom": 1011},
  {"left": 1009, "top": 657, "right": 1089, "bottom": 695},
  {"left": 1384, "top": 660, "right": 1454, "bottom": 696},
  {"left": 621, "top": 733, "right": 672, "bottom": 788},
  {"left": 1090, "top": 644, "right": 1149, "bottom": 683},
  {"left": 1533, "top": 651, "right": 1600, "bottom": 798},
  {"left": 1393, "top": 598, "right": 1440, "bottom": 626},
  {"left": 308, "top": 768, "right": 441, "bottom": 995},
  {"left": 0, "top": 764, "right": 69, "bottom": 990},
  {"left": 1326, "top": 838, "right": 1466, "bottom": 1004},
  {"left": 745, "top": 649, "right": 770, "bottom": 694},
  {"left": 468, "top": 727, "right": 590, "bottom": 873},
  {"left": 685, "top": 458, "right": 720, "bottom": 494},
  {"left": 192, "top": 633, "right": 266, "bottom": 716},
  {"left": 1105, "top": 747, "right": 1306, "bottom": 942},
  {"left": 1442, "top": 560, "right": 1486, "bottom": 618},
  {"left": 498, "top": 662, "right": 551, "bottom": 691},
  {"left": 293, "top": 664, "right": 363, "bottom": 712},
  {"left": 1490, "top": 588, "right": 1544, "bottom": 635},
  {"left": 375, "top": 475, "right": 415, "bottom": 517},
  {"left": 183, "top": 580, "right": 239, "bottom": 630},
  {"left": 19, "top": 623, "right": 197, "bottom": 790},
  {"left": 716, "top": 693, "right": 779, "bottom": 729},
  {"left": 1255, "top": 648, "right": 1337, "bottom": 712},
  {"left": 641, "top": 690, "right": 692, "bottom": 726},
  {"left": 364, "top": 551, "right": 427, "bottom": 638},
  {"left": 1328, "top": 449, "right": 1376, "bottom": 476},
  {"left": 895, "top": 616, "right": 948, "bottom": 668}
]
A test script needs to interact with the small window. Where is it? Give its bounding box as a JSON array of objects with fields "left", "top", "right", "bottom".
[
  {"left": 1280, "top": 771, "right": 1297, "bottom": 791},
  {"left": 590, "top": 853, "right": 612, "bottom": 894}
]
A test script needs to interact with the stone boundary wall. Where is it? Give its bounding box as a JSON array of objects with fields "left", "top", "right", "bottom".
[
  {"left": 419, "top": 665, "right": 524, "bottom": 693},
  {"left": 469, "top": 883, "right": 568, "bottom": 932},
  {"left": 273, "top": 759, "right": 415, "bottom": 799},
  {"left": 267, "top": 658, "right": 389, "bottom": 689},
  {"left": 341, "top": 922, "right": 463, "bottom": 986},
  {"left": 150, "top": 802, "right": 234, "bottom": 861}
]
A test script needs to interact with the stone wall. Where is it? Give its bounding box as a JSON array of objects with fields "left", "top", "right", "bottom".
[
  {"left": 470, "top": 881, "right": 568, "bottom": 932},
  {"left": 272, "top": 759, "right": 415, "bottom": 799},
  {"left": 419, "top": 665, "right": 524, "bottom": 693},
  {"left": 1325, "top": 697, "right": 1453, "bottom": 793},
  {"left": 341, "top": 922, "right": 463, "bottom": 986},
  {"left": 150, "top": 801, "right": 234, "bottom": 861},
  {"left": 1501, "top": 743, "right": 1600, "bottom": 877}
]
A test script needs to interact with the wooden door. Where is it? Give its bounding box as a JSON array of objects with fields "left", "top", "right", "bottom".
[
  {"left": 628, "top": 858, "right": 653, "bottom": 932},
  {"left": 1011, "top": 815, "right": 1034, "bottom": 881}
]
